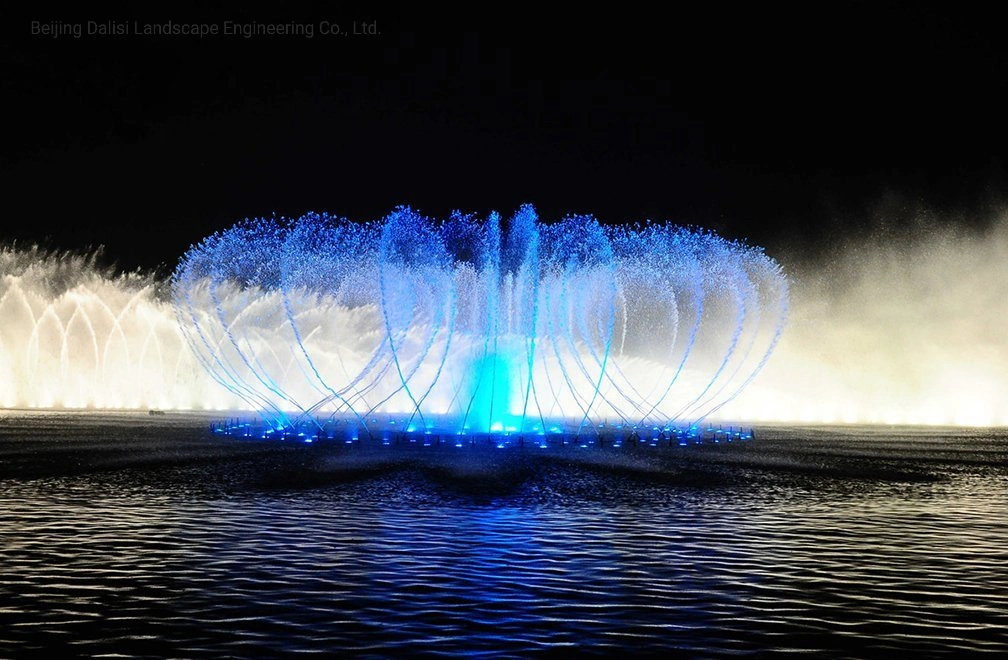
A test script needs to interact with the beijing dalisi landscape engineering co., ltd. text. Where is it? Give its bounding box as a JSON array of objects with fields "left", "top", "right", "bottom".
[{"left": 29, "top": 20, "right": 378, "bottom": 40}]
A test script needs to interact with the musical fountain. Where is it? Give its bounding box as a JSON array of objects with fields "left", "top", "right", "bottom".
[{"left": 172, "top": 205, "right": 788, "bottom": 447}]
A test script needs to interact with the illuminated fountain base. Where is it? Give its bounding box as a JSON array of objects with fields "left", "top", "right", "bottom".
[{"left": 210, "top": 414, "right": 754, "bottom": 449}]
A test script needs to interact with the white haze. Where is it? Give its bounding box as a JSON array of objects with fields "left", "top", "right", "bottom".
[{"left": 720, "top": 213, "right": 1008, "bottom": 426}]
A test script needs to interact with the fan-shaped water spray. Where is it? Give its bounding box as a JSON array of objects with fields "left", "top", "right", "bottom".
[
  {"left": 171, "top": 205, "right": 789, "bottom": 442},
  {"left": 0, "top": 247, "right": 222, "bottom": 409}
]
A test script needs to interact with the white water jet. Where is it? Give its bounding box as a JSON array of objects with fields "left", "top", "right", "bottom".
[{"left": 0, "top": 247, "right": 231, "bottom": 410}]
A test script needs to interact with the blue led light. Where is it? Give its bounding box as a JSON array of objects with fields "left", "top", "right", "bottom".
[{"left": 178, "top": 205, "right": 782, "bottom": 448}]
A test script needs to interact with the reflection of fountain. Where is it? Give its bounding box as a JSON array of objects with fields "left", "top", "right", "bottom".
[
  {"left": 173, "top": 206, "right": 789, "bottom": 439},
  {"left": 208, "top": 413, "right": 754, "bottom": 449}
]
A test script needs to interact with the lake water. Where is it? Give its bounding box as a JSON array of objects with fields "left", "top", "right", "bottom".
[{"left": 1, "top": 412, "right": 1006, "bottom": 656}]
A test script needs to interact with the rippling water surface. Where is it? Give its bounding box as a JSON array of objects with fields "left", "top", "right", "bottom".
[{"left": 1, "top": 412, "right": 1006, "bottom": 656}]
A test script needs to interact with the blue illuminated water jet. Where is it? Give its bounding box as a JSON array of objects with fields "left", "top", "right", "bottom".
[{"left": 172, "top": 205, "right": 788, "bottom": 445}]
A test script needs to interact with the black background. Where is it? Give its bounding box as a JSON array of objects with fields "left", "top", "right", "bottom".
[{"left": 3, "top": 2, "right": 1006, "bottom": 273}]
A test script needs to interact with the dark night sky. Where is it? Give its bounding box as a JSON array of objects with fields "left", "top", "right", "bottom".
[{"left": 2, "top": 2, "right": 1007, "bottom": 273}]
